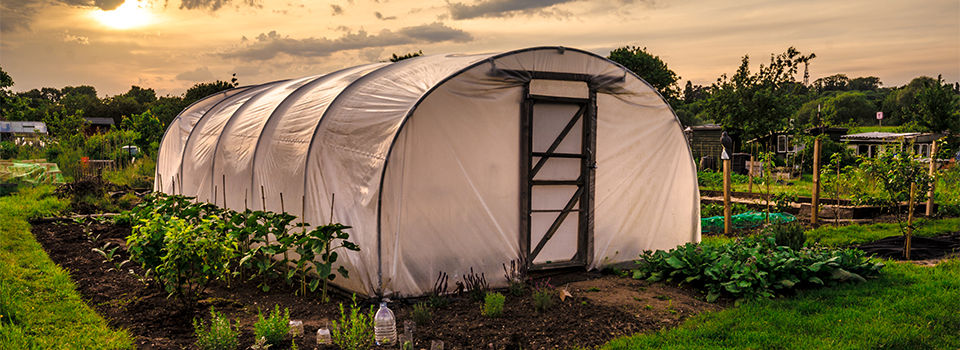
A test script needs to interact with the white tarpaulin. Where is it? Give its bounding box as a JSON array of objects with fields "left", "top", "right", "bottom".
[{"left": 155, "top": 46, "right": 700, "bottom": 297}]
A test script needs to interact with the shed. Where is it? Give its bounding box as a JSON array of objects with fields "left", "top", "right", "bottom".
[
  {"left": 841, "top": 131, "right": 942, "bottom": 158},
  {"left": 154, "top": 47, "right": 700, "bottom": 297}
]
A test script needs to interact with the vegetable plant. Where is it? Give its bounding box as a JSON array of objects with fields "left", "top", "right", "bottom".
[
  {"left": 482, "top": 292, "right": 505, "bottom": 317},
  {"left": 331, "top": 295, "right": 375, "bottom": 350},
  {"left": 254, "top": 305, "right": 290, "bottom": 347},
  {"left": 531, "top": 280, "right": 556, "bottom": 312},
  {"left": 193, "top": 307, "right": 240, "bottom": 350},
  {"left": 411, "top": 302, "right": 432, "bottom": 326}
]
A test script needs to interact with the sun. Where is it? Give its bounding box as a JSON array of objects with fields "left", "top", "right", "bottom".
[{"left": 91, "top": 0, "right": 152, "bottom": 30}]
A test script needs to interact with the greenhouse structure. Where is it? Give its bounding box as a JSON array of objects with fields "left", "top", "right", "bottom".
[{"left": 155, "top": 46, "right": 700, "bottom": 297}]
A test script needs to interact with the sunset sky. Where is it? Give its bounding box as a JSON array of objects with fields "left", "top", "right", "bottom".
[{"left": 1, "top": 0, "right": 957, "bottom": 96}]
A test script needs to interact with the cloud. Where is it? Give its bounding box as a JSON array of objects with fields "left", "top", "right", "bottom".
[
  {"left": 447, "top": 0, "right": 575, "bottom": 19},
  {"left": 221, "top": 23, "right": 472, "bottom": 61},
  {"left": 374, "top": 11, "right": 397, "bottom": 20},
  {"left": 331, "top": 4, "right": 343, "bottom": 15},
  {"left": 176, "top": 67, "right": 215, "bottom": 81},
  {"left": 2, "top": 0, "right": 260, "bottom": 32},
  {"left": 63, "top": 33, "right": 90, "bottom": 45}
]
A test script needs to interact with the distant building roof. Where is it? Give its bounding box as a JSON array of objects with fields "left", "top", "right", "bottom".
[
  {"left": 841, "top": 131, "right": 942, "bottom": 143},
  {"left": 0, "top": 121, "right": 48, "bottom": 134},
  {"left": 84, "top": 117, "right": 115, "bottom": 125}
]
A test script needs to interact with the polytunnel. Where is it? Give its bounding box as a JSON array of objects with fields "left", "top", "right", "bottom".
[{"left": 155, "top": 46, "right": 701, "bottom": 297}]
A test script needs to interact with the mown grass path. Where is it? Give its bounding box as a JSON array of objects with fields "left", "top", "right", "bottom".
[{"left": 0, "top": 186, "right": 132, "bottom": 349}]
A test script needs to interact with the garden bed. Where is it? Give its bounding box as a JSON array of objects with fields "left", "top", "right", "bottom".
[
  {"left": 858, "top": 232, "right": 960, "bottom": 260},
  {"left": 30, "top": 219, "right": 719, "bottom": 349}
]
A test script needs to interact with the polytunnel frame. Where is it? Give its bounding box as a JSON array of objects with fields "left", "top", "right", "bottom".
[
  {"left": 155, "top": 85, "right": 255, "bottom": 194},
  {"left": 153, "top": 46, "right": 699, "bottom": 296},
  {"left": 371, "top": 46, "right": 699, "bottom": 293}
]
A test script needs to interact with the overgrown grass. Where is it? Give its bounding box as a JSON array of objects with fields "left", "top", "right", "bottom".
[
  {"left": 0, "top": 186, "right": 133, "bottom": 349},
  {"left": 807, "top": 217, "right": 960, "bottom": 247},
  {"left": 605, "top": 259, "right": 960, "bottom": 349}
]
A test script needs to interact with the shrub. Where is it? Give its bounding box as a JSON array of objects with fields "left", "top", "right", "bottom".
[
  {"left": 331, "top": 296, "right": 375, "bottom": 350},
  {"left": 531, "top": 280, "right": 556, "bottom": 312},
  {"left": 462, "top": 268, "right": 488, "bottom": 302},
  {"left": 768, "top": 222, "right": 805, "bottom": 251},
  {"left": 254, "top": 305, "right": 290, "bottom": 347},
  {"left": 193, "top": 307, "right": 239, "bottom": 350},
  {"left": 633, "top": 235, "right": 883, "bottom": 303},
  {"left": 411, "top": 302, "right": 432, "bottom": 326},
  {"left": 126, "top": 212, "right": 170, "bottom": 274},
  {"left": 482, "top": 292, "right": 505, "bottom": 317},
  {"left": 701, "top": 203, "right": 749, "bottom": 218}
]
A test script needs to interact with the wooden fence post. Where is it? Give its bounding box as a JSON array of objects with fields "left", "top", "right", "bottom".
[
  {"left": 811, "top": 136, "right": 821, "bottom": 225},
  {"left": 926, "top": 140, "right": 938, "bottom": 216}
]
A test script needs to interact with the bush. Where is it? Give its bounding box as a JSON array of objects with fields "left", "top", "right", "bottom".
[
  {"left": 331, "top": 296, "right": 375, "bottom": 350},
  {"left": 633, "top": 235, "right": 883, "bottom": 303},
  {"left": 531, "top": 281, "right": 556, "bottom": 312},
  {"left": 482, "top": 292, "right": 505, "bottom": 317},
  {"left": 254, "top": 305, "right": 290, "bottom": 347},
  {"left": 411, "top": 302, "right": 432, "bottom": 326},
  {"left": 768, "top": 222, "right": 805, "bottom": 251},
  {"left": 701, "top": 203, "right": 749, "bottom": 218},
  {"left": 193, "top": 307, "right": 239, "bottom": 350}
]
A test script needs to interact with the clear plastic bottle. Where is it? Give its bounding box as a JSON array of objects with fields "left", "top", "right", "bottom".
[
  {"left": 316, "top": 319, "right": 332, "bottom": 345},
  {"left": 374, "top": 301, "right": 397, "bottom": 346}
]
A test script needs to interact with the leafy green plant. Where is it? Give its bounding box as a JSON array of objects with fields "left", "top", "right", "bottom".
[
  {"left": 773, "top": 192, "right": 798, "bottom": 213},
  {"left": 482, "top": 292, "right": 505, "bottom": 317},
  {"left": 92, "top": 242, "right": 129, "bottom": 272},
  {"left": 254, "top": 305, "right": 290, "bottom": 347},
  {"left": 155, "top": 215, "right": 236, "bottom": 302},
  {"left": 502, "top": 259, "right": 527, "bottom": 296},
  {"left": 768, "top": 222, "right": 806, "bottom": 251},
  {"left": 331, "top": 295, "right": 375, "bottom": 350},
  {"left": 632, "top": 235, "right": 883, "bottom": 303},
  {"left": 411, "top": 302, "right": 432, "bottom": 326},
  {"left": 531, "top": 280, "right": 556, "bottom": 312},
  {"left": 193, "top": 307, "right": 239, "bottom": 350},
  {"left": 428, "top": 272, "right": 449, "bottom": 308},
  {"left": 289, "top": 222, "right": 359, "bottom": 301}
]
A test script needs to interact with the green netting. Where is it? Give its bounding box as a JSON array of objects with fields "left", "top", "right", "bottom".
[
  {"left": 0, "top": 162, "right": 65, "bottom": 185},
  {"left": 701, "top": 211, "right": 796, "bottom": 233}
]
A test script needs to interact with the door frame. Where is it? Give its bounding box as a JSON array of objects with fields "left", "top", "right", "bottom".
[{"left": 518, "top": 72, "right": 597, "bottom": 270}]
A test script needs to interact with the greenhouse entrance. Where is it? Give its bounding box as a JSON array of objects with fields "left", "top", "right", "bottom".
[{"left": 521, "top": 78, "right": 596, "bottom": 270}]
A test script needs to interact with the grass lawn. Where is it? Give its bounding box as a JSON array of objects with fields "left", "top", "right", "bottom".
[
  {"left": 604, "top": 259, "right": 960, "bottom": 349},
  {"left": 0, "top": 186, "right": 133, "bottom": 349},
  {"left": 807, "top": 217, "right": 960, "bottom": 247}
]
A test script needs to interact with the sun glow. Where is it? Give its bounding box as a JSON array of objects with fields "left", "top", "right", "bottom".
[{"left": 91, "top": 0, "right": 152, "bottom": 30}]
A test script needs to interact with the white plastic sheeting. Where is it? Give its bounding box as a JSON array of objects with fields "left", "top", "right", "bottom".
[{"left": 155, "top": 47, "right": 699, "bottom": 297}]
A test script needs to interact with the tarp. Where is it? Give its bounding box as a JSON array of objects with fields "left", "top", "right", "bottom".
[
  {"left": 0, "top": 162, "right": 65, "bottom": 184},
  {"left": 155, "top": 47, "right": 700, "bottom": 297}
]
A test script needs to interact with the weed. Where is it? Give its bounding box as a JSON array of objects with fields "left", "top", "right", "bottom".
[
  {"left": 502, "top": 258, "right": 527, "bottom": 297},
  {"left": 411, "top": 302, "right": 432, "bottom": 326},
  {"left": 254, "top": 305, "right": 290, "bottom": 347},
  {"left": 531, "top": 279, "right": 556, "bottom": 312},
  {"left": 331, "top": 295, "right": 375, "bottom": 350},
  {"left": 482, "top": 292, "right": 505, "bottom": 317},
  {"left": 193, "top": 307, "right": 239, "bottom": 350},
  {"left": 429, "top": 272, "right": 449, "bottom": 307},
  {"left": 654, "top": 295, "right": 671, "bottom": 301},
  {"left": 585, "top": 287, "right": 601, "bottom": 292}
]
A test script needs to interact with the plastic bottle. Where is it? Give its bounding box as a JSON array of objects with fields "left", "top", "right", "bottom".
[
  {"left": 317, "top": 319, "right": 332, "bottom": 345},
  {"left": 374, "top": 301, "right": 397, "bottom": 345}
]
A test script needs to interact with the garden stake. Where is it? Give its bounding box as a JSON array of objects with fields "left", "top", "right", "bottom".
[
  {"left": 748, "top": 153, "right": 754, "bottom": 194},
  {"left": 765, "top": 152, "right": 771, "bottom": 224},
  {"left": 222, "top": 174, "right": 227, "bottom": 207},
  {"left": 280, "top": 192, "right": 289, "bottom": 262},
  {"left": 214, "top": 185, "right": 218, "bottom": 206},
  {"left": 925, "top": 139, "right": 939, "bottom": 216},
  {"left": 811, "top": 135, "right": 821, "bottom": 225},
  {"left": 836, "top": 155, "right": 841, "bottom": 227},
  {"left": 261, "top": 185, "right": 266, "bottom": 211},
  {"left": 723, "top": 157, "right": 731, "bottom": 235},
  {"left": 906, "top": 182, "right": 916, "bottom": 260}
]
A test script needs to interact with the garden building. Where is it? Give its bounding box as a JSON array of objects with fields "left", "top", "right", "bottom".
[
  {"left": 841, "top": 131, "right": 943, "bottom": 158},
  {"left": 155, "top": 47, "right": 699, "bottom": 297}
]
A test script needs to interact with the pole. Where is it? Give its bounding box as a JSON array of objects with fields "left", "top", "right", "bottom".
[
  {"left": 811, "top": 136, "right": 821, "bottom": 225},
  {"left": 748, "top": 154, "right": 754, "bottom": 194},
  {"left": 723, "top": 158, "right": 732, "bottom": 235},
  {"left": 926, "top": 140, "right": 938, "bottom": 216},
  {"left": 906, "top": 183, "right": 916, "bottom": 260}
]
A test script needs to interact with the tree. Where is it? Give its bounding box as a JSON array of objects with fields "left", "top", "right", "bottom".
[
  {"left": 389, "top": 50, "right": 423, "bottom": 62},
  {"left": 124, "top": 86, "right": 157, "bottom": 105},
  {"left": 849, "top": 76, "right": 882, "bottom": 91},
  {"left": 184, "top": 80, "right": 236, "bottom": 106},
  {"left": 905, "top": 75, "right": 960, "bottom": 133},
  {"left": 608, "top": 46, "right": 681, "bottom": 102},
  {"left": 813, "top": 74, "right": 849, "bottom": 92},
  {"left": 121, "top": 110, "right": 163, "bottom": 154},
  {"left": 700, "top": 47, "right": 813, "bottom": 141}
]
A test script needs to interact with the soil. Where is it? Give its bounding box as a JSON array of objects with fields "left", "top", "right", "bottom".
[
  {"left": 31, "top": 220, "right": 720, "bottom": 349},
  {"left": 857, "top": 232, "right": 960, "bottom": 261}
]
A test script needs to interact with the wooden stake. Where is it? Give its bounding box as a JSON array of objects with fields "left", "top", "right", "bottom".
[
  {"left": 765, "top": 153, "right": 771, "bottom": 224},
  {"left": 244, "top": 189, "right": 248, "bottom": 211},
  {"left": 748, "top": 154, "right": 754, "bottom": 194},
  {"left": 260, "top": 185, "right": 266, "bottom": 211},
  {"left": 925, "top": 140, "right": 938, "bottom": 216},
  {"left": 835, "top": 157, "right": 841, "bottom": 226},
  {"left": 723, "top": 158, "right": 731, "bottom": 235},
  {"left": 906, "top": 182, "right": 916, "bottom": 260},
  {"left": 280, "top": 192, "right": 285, "bottom": 214},
  {"left": 222, "top": 174, "right": 227, "bottom": 208},
  {"left": 329, "top": 193, "right": 336, "bottom": 224},
  {"left": 811, "top": 136, "right": 821, "bottom": 225},
  {"left": 213, "top": 186, "right": 218, "bottom": 206}
]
